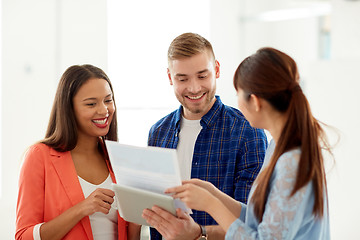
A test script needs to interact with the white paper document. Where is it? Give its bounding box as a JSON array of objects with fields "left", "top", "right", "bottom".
[{"left": 105, "top": 140, "right": 191, "bottom": 215}]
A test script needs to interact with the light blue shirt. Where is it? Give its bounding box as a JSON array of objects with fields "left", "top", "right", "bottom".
[{"left": 226, "top": 140, "right": 330, "bottom": 240}]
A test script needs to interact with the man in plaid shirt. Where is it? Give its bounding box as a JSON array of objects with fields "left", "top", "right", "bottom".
[{"left": 142, "top": 32, "right": 267, "bottom": 240}]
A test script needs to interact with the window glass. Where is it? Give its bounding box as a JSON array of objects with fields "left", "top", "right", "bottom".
[{"left": 108, "top": 0, "right": 211, "bottom": 146}]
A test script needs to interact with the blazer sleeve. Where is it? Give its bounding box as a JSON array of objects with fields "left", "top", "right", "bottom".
[{"left": 16, "top": 145, "right": 46, "bottom": 240}]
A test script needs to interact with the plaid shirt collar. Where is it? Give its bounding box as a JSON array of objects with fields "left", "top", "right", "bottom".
[{"left": 174, "top": 95, "right": 223, "bottom": 130}]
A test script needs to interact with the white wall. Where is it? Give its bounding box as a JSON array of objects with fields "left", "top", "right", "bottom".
[
  {"left": 332, "top": 0, "right": 360, "bottom": 60},
  {"left": 306, "top": 1, "right": 360, "bottom": 238},
  {"left": 0, "top": 0, "right": 107, "bottom": 238},
  {"left": 1, "top": 1, "right": 57, "bottom": 238},
  {"left": 209, "top": 0, "right": 244, "bottom": 108},
  {"left": 307, "top": 60, "right": 360, "bottom": 239}
]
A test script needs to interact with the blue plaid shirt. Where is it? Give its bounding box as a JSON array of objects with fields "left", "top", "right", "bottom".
[{"left": 148, "top": 96, "right": 267, "bottom": 240}]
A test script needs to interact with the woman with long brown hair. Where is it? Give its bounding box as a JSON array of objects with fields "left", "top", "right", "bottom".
[
  {"left": 16, "top": 65, "right": 140, "bottom": 240},
  {"left": 166, "top": 47, "right": 331, "bottom": 239}
]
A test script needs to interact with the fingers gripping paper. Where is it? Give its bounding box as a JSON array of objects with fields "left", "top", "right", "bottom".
[{"left": 105, "top": 140, "right": 191, "bottom": 226}]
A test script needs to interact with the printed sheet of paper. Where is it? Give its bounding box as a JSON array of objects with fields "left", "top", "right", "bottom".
[{"left": 105, "top": 140, "right": 190, "bottom": 213}]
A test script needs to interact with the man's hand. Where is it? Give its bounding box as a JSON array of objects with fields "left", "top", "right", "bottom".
[{"left": 142, "top": 206, "right": 201, "bottom": 240}]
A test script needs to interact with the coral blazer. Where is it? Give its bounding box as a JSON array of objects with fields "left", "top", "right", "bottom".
[{"left": 16, "top": 143, "right": 128, "bottom": 240}]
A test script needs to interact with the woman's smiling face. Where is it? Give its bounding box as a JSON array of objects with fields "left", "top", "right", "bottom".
[{"left": 72, "top": 78, "right": 115, "bottom": 139}]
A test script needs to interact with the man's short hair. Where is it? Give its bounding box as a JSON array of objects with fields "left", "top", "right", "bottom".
[{"left": 168, "top": 32, "right": 215, "bottom": 64}]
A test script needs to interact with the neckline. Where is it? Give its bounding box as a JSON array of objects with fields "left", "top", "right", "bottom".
[{"left": 78, "top": 173, "right": 111, "bottom": 186}]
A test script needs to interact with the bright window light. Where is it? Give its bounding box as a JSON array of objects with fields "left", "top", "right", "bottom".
[{"left": 108, "top": 0, "right": 211, "bottom": 146}]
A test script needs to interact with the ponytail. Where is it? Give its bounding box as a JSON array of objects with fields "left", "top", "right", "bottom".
[
  {"left": 234, "top": 47, "right": 329, "bottom": 222},
  {"left": 252, "top": 82, "right": 327, "bottom": 222}
]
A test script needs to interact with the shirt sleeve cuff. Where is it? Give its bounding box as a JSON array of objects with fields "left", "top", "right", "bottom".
[
  {"left": 33, "top": 223, "right": 44, "bottom": 240},
  {"left": 239, "top": 202, "right": 247, "bottom": 222}
]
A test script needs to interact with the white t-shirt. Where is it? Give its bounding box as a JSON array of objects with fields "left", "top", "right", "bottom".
[
  {"left": 176, "top": 116, "right": 202, "bottom": 180},
  {"left": 78, "top": 174, "right": 118, "bottom": 240},
  {"left": 32, "top": 174, "right": 118, "bottom": 240},
  {"left": 162, "top": 117, "right": 202, "bottom": 240}
]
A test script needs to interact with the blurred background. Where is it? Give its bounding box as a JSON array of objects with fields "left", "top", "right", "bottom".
[{"left": 1, "top": 0, "right": 359, "bottom": 239}]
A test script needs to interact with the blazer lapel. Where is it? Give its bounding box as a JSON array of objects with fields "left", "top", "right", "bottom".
[{"left": 50, "top": 148, "right": 93, "bottom": 240}]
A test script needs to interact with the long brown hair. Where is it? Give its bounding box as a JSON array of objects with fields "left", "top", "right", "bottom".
[
  {"left": 233, "top": 47, "right": 330, "bottom": 222},
  {"left": 41, "top": 64, "right": 118, "bottom": 152}
]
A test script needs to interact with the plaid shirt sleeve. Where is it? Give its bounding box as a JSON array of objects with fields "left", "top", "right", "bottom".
[{"left": 233, "top": 121, "right": 267, "bottom": 203}]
